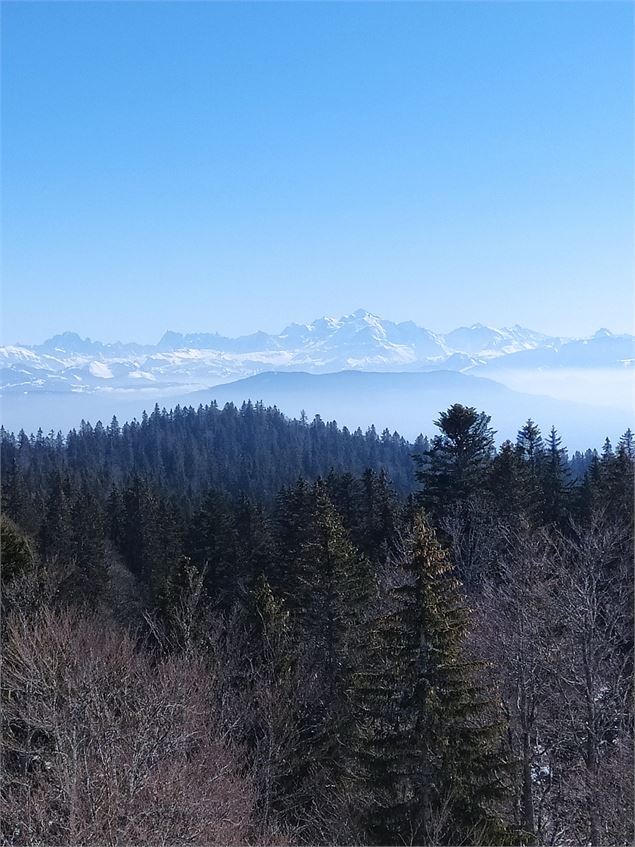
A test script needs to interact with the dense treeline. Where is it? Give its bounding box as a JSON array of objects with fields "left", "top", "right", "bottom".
[
  {"left": 0, "top": 398, "right": 609, "bottom": 518},
  {"left": 1, "top": 402, "right": 633, "bottom": 846},
  {"left": 0, "top": 401, "right": 420, "bottom": 513}
]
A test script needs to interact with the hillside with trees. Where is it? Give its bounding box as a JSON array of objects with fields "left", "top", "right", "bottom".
[{"left": 1, "top": 402, "right": 633, "bottom": 846}]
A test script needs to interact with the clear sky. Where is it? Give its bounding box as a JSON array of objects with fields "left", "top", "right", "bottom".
[{"left": 2, "top": 1, "right": 633, "bottom": 344}]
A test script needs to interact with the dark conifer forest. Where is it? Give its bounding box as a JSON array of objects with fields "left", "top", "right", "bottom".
[{"left": 1, "top": 400, "right": 633, "bottom": 846}]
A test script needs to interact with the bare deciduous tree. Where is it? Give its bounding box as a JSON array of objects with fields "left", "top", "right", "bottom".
[
  {"left": 545, "top": 515, "right": 633, "bottom": 847},
  {"left": 472, "top": 523, "right": 558, "bottom": 841},
  {"left": 472, "top": 513, "right": 634, "bottom": 846},
  {"left": 1, "top": 608, "right": 256, "bottom": 846}
]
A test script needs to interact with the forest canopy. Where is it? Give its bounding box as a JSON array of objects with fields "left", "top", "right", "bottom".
[{"left": 1, "top": 401, "right": 633, "bottom": 846}]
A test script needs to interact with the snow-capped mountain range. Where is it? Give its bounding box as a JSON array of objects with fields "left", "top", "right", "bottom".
[{"left": 2, "top": 309, "right": 633, "bottom": 396}]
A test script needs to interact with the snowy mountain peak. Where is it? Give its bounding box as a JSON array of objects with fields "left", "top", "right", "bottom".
[
  {"left": 3, "top": 314, "right": 631, "bottom": 402},
  {"left": 351, "top": 308, "right": 385, "bottom": 324}
]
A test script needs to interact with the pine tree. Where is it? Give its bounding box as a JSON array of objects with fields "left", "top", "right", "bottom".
[
  {"left": 234, "top": 496, "right": 275, "bottom": 601},
  {"left": 617, "top": 428, "right": 634, "bottom": 460},
  {"left": 541, "top": 426, "right": 572, "bottom": 526},
  {"left": 605, "top": 430, "right": 635, "bottom": 523},
  {"left": 67, "top": 483, "right": 107, "bottom": 605},
  {"left": 273, "top": 480, "right": 376, "bottom": 819},
  {"left": 1, "top": 456, "right": 38, "bottom": 535},
  {"left": 38, "top": 472, "right": 73, "bottom": 563},
  {"left": 488, "top": 440, "right": 531, "bottom": 523},
  {"left": 279, "top": 480, "right": 370, "bottom": 694},
  {"left": 337, "top": 468, "right": 401, "bottom": 563},
  {"left": 349, "top": 512, "right": 511, "bottom": 845},
  {"left": 415, "top": 405, "right": 496, "bottom": 521},
  {"left": 189, "top": 489, "right": 237, "bottom": 606}
]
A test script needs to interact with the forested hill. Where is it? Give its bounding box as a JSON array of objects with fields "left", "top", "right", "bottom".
[
  {"left": 0, "top": 400, "right": 420, "bottom": 504},
  {"left": 0, "top": 397, "right": 621, "bottom": 515},
  {"left": 1, "top": 399, "right": 633, "bottom": 845}
]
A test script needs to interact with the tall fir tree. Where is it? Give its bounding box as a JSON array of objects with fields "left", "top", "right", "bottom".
[
  {"left": 349, "top": 512, "right": 512, "bottom": 845},
  {"left": 277, "top": 479, "right": 372, "bottom": 694},
  {"left": 488, "top": 440, "right": 532, "bottom": 523},
  {"left": 67, "top": 483, "right": 107, "bottom": 605},
  {"left": 415, "top": 405, "right": 495, "bottom": 521},
  {"left": 541, "top": 426, "right": 572, "bottom": 526},
  {"left": 604, "top": 430, "right": 635, "bottom": 523},
  {"left": 189, "top": 489, "right": 238, "bottom": 606},
  {"left": 516, "top": 419, "right": 544, "bottom": 467},
  {"left": 38, "top": 471, "right": 73, "bottom": 563}
]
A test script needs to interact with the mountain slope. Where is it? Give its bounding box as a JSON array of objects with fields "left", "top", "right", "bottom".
[
  {"left": 475, "top": 330, "right": 634, "bottom": 370},
  {"left": 2, "top": 311, "right": 632, "bottom": 446},
  {"left": 3, "top": 310, "right": 630, "bottom": 398},
  {"left": 195, "top": 369, "right": 631, "bottom": 450}
]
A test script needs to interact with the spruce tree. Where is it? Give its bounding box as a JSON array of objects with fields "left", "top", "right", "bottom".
[
  {"left": 516, "top": 419, "right": 545, "bottom": 519},
  {"left": 541, "top": 426, "right": 572, "bottom": 526},
  {"left": 349, "top": 512, "right": 511, "bottom": 845},
  {"left": 278, "top": 479, "right": 371, "bottom": 694},
  {"left": 415, "top": 405, "right": 495, "bottom": 521},
  {"left": 68, "top": 483, "right": 107, "bottom": 605},
  {"left": 189, "top": 489, "right": 238, "bottom": 606},
  {"left": 158, "top": 555, "right": 210, "bottom": 651},
  {"left": 488, "top": 440, "right": 531, "bottom": 523},
  {"left": 358, "top": 468, "right": 400, "bottom": 562},
  {"left": 1, "top": 457, "right": 38, "bottom": 535},
  {"left": 618, "top": 428, "right": 634, "bottom": 460},
  {"left": 274, "top": 479, "right": 376, "bottom": 817},
  {"left": 604, "top": 431, "right": 635, "bottom": 523},
  {"left": 409, "top": 514, "right": 510, "bottom": 844},
  {"left": 516, "top": 419, "right": 544, "bottom": 467},
  {"left": 38, "top": 471, "right": 73, "bottom": 563},
  {"left": 234, "top": 496, "right": 275, "bottom": 601}
]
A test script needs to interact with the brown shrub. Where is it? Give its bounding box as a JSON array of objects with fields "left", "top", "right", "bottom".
[{"left": 1, "top": 608, "right": 255, "bottom": 845}]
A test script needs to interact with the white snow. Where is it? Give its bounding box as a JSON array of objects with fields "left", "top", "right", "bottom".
[
  {"left": 88, "top": 361, "right": 114, "bottom": 379},
  {"left": 128, "top": 371, "right": 157, "bottom": 381},
  {"left": 1, "top": 314, "right": 632, "bottom": 403},
  {"left": 0, "top": 346, "right": 40, "bottom": 363}
]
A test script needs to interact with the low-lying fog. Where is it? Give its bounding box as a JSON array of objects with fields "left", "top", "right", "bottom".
[{"left": 482, "top": 368, "right": 633, "bottom": 413}]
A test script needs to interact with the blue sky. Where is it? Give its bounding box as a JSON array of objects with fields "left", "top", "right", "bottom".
[{"left": 2, "top": 1, "right": 633, "bottom": 344}]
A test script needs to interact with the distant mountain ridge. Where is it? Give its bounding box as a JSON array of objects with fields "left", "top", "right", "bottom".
[
  {"left": 196, "top": 369, "right": 633, "bottom": 450},
  {"left": 2, "top": 309, "right": 632, "bottom": 397}
]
